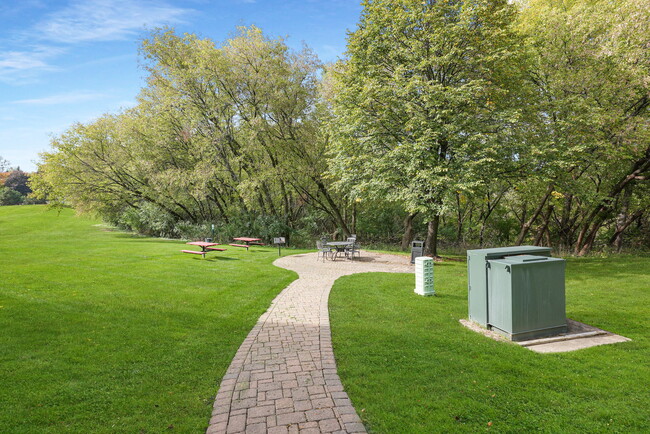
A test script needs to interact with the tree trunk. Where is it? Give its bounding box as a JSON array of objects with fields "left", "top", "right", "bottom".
[
  {"left": 400, "top": 212, "right": 418, "bottom": 250},
  {"left": 479, "top": 220, "right": 487, "bottom": 247},
  {"left": 455, "top": 193, "right": 464, "bottom": 243},
  {"left": 424, "top": 215, "right": 440, "bottom": 258},
  {"left": 516, "top": 184, "right": 554, "bottom": 245},
  {"left": 314, "top": 179, "right": 351, "bottom": 237},
  {"left": 534, "top": 205, "right": 554, "bottom": 246},
  {"left": 477, "top": 188, "right": 507, "bottom": 247},
  {"left": 557, "top": 193, "right": 574, "bottom": 249},
  {"left": 576, "top": 149, "right": 650, "bottom": 255},
  {"left": 544, "top": 224, "right": 552, "bottom": 247},
  {"left": 279, "top": 179, "right": 291, "bottom": 221},
  {"left": 611, "top": 186, "right": 631, "bottom": 251},
  {"left": 609, "top": 210, "right": 643, "bottom": 252},
  {"left": 577, "top": 222, "right": 601, "bottom": 256}
]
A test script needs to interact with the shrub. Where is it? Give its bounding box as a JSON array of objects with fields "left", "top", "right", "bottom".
[
  {"left": 0, "top": 187, "right": 23, "bottom": 206},
  {"left": 116, "top": 203, "right": 176, "bottom": 238},
  {"left": 216, "top": 214, "right": 291, "bottom": 244},
  {"left": 174, "top": 221, "right": 212, "bottom": 241}
]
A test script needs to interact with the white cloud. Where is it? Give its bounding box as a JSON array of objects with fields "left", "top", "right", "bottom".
[
  {"left": 0, "top": 51, "right": 50, "bottom": 71},
  {"left": 71, "top": 53, "right": 136, "bottom": 69},
  {"left": 0, "top": 0, "right": 192, "bottom": 82},
  {"left": 0, "top": 47, "right": 63, "bottom": 84},
  {"left": 12, "top": 91, "right": 106, "bottom": 105},
  {"left": 37, "top": 0, "right": 191, "bottom": 43},
  {"left": 0, "top": 45, "right": 64, "bottom": 70}
]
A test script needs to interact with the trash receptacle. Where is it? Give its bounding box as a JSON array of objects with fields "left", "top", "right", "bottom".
[{"left": 411, "top": 240, "right": 424, "bottom": 264}]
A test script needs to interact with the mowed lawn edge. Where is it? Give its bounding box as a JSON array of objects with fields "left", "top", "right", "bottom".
[
  {"left": 0, "top": 205, "right": 306, "bottom": 432},
  {"left": 329, "top": 255, "right": 650, "bottom": 433}
]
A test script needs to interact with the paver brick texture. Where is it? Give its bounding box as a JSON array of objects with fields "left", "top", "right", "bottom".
[{"left": 208, "top": 251, "right": 412, "bottom": 433}]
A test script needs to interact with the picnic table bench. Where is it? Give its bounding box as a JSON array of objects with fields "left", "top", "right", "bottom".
[
  {"left": 231, "top": 237, "right": 264, "bottom": 251},
  {"left": 229, "top": 243, "right": 250, "bottom": 251},
  {"left": 181, "top": 249, "right": 208, "bottom": 258},
  {"left": 182, "top": 241, "right": 226, "bottom": 258}
]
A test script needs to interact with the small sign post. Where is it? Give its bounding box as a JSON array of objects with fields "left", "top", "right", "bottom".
[{"left": 274, "top": 237, "right": 286, "bottom": 256}]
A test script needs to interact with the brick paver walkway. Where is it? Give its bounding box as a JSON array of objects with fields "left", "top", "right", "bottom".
[{"left": 207, "top": 251, "right": 412, "bottom": 433}]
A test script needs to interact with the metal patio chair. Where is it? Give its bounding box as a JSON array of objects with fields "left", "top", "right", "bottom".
[{"left": 316, "top": 240, "right": 333, "bottom": 262}]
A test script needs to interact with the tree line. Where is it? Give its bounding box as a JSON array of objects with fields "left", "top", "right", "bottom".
[
  {"left": 0, "top": 157, "right": 44, "bottom": 206},
  {"left": 32, "top": 0, "right": 650, "bottom": 255}
]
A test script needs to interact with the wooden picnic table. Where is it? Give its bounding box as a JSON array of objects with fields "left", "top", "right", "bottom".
[
  {"left": 182, "top": 241, "right": 226, "bottom": 258},
  {"left": 187, "top": 241, "right": 220, "bottom": 252},
  {"left": 230, "top": 237, "right": 264, "bottom": 251},
  {"left": 232, "top": 237, "right": 262, "bottom": 245}
]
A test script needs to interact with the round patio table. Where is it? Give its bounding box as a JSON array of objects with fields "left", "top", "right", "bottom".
[{"left": 325, "top": 241, "right": 353, "bottom": 261}]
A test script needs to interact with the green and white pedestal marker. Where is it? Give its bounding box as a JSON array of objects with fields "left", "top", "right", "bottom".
[{"left": 414, "top": 256, "right": 435, "bottom": 296}]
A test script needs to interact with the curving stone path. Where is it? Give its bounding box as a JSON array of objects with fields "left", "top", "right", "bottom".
[{"left": 207, "top": 251, "right": 412, "bottom": 434}]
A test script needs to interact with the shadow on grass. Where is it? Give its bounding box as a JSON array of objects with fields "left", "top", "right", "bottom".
[
  {"left": 111, "top": 233, "right": 152, "bottom": 239},
  {"left": 431, "top": 261, "right": 455, "bottom": 268},
  {"left": 184, "top": 256, "right": 240, "bottom": 262},
  {"left": 108, "top": 232, "right": 212, "bottom": 244},
  {"left": 353, "top": 257, "right": 377, "bottom": 263},
  {"left": 439, "top": 255, "right": 467, "bottom": 263},
  {"left": 425, "top": 292, "right": 465, "bottom": 300}
]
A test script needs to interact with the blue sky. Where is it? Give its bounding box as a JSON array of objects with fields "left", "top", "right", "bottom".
[{"left": 0, "top": 0, "right": 363, "bottom": 172}]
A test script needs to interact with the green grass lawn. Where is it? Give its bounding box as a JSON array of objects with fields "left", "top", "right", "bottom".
[
  {"left": 330, "top": 254, "right": 650, "bottom": 433},
  {"left": 0, "top": 205, "right": 304, "bottom": 432}
]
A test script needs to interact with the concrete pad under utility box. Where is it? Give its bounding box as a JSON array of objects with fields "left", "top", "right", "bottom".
[{"left": 460, "top": 318, "right": 630, "bottom": 353}]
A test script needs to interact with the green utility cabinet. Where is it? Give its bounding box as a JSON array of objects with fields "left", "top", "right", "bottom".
[
  {"left": 487, "top": 255, "right": 566, "bottom": 341},
  {"left": 467, "top": 246, "right": 551, "bottom": 327}
]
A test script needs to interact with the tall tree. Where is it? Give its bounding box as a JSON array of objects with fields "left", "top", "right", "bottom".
[
  {"left": 33, "top": 27, "right": 351, "bottom": 239},
  {"left": 139, "top": 27, "right": 349, "bottom": 233},
  {"left": 517, "top": 0, "right": 650, "bottom": 254},
  {"left": 328, "top": 0, "right": 524, "bottom": 256}
]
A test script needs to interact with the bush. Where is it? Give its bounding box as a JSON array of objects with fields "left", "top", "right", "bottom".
[
  {"left": 174, "top": 221, "right": 212, "bottom": 241},
  {"left": 116, "top": 203, "right": 176, "bottom": 238},
  {"left": 22, "top": 196, "right": 47, "bottom": 205},
  {"left": 0, "top": 187, "right": 23, "bottom": 206},
  {"left": 215, "top": 213, "right": 291, "bottom": 244}
]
